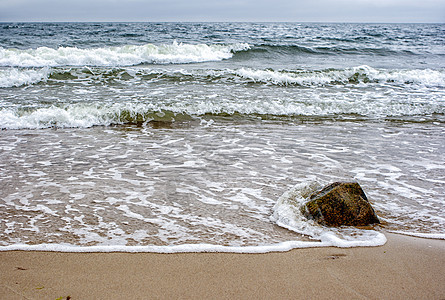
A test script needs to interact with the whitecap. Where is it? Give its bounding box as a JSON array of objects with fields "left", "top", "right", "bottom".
[
  {"left": 0, "top": 42, "right": 250, "bottom": 67},
  {"left": 0, "top": 67, "right": 50, "bottom": 87},
  {"left": 234, "top": 66, "right": 445, "bottom": 87}
]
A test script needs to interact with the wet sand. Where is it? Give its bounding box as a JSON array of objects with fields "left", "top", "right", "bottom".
[{"left": 0, "top": 233, "right": 444, "bottom": 299}]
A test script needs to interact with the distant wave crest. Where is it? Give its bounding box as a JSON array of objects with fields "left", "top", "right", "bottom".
[{"left": 0, "top": 42, "right": 250, "bottom": 67}]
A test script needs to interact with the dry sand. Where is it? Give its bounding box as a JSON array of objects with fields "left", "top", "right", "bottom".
[{"left": 1, "top": 232, "right": 444, "bottom": 299}]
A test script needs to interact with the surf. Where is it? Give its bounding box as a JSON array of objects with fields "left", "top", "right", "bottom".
[{"left": 0, "top": 42, "right": 250, "bottom": 67}]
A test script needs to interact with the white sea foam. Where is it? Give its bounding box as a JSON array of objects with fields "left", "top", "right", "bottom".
[
  {"left": 0, "top": 67, "right": 50, "bottom": 87},
  {"left": 388, "top": 231, "right": 445, "bottom": 240},
  {"left": 2, "top": 118, "right": 444, "bottom": 252},
  {"left": 235, "top": 66, "right": 445, "bottom": 87},
  {"left": 270, "top": 181, "right": 387, "bottom": 247},
  {"left": 0, "top": 105, "right": 115, "bottom": 129},
  {"left": 1, "top": 65, "right": 443, "bottom": 89},
  {"left": 0, "top": 180, "right": 388, "bottom": 253},
  {"left": 0, "top": 241, "right": 349, "bottom": 253},
  {"left": 1, "top": 91, "right": 442, "bottom": 130},
  {"left": 0, "top": 42, "right": 250, "bottom": 67}
]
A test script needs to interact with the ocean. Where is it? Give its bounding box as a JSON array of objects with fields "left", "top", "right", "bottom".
[{"left": 0, "top": 22, "right": 444, "bottom": 252}]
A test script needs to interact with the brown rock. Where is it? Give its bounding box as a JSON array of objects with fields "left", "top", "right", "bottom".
[{"left": 300, "top": 182, "right": 380, "bottom": 227}]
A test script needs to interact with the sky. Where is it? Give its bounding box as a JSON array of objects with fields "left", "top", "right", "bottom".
[{"left": 0, "top": 0, "right": 444, "bottom": 23}]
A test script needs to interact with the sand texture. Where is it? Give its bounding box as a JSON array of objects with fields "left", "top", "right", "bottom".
[{"left": 1, "top": 233, "right": 444, "bottom": 299}]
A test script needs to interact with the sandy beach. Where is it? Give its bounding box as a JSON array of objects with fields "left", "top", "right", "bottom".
[{"left": 0, "top": 232, "right": 444, "bottom": 299}]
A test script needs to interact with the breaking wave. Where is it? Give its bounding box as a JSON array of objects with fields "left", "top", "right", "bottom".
[
  {"left": 0, "top": 105, "right": 199, "bottom": 129},
  {"left": 235, "top": 66, "right": 445, "bottom": 87},
  {"left": 0, "top": 67, "right": 50, "bottom": 88},
  {"left": 1, "top": 65, "right": 443, "bottom": 129},
  {"left": 1, "top": 65, "right": 444, "bottom": 88},
  {"left": 1, "top": 94, "right": 443, "bottom": 129},
  {"left": 0, "top": 42, "right": 250, "bottom": 67}
]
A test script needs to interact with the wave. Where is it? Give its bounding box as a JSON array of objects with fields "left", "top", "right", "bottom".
[
  {"left": 238, "top": 44, "right": 420, "bottom": 57},
  {"left": 0, "top": 42, "right": 250, "bottom": 67},
  {"left": 2, "top": 92, "right": 443, "bottom": 130},
  {"left": 0, "top": 67, "right": 50, "bottom": 88},
  {"left": 1, "top": 65, "right": 444, "bottom": 88},
  {"left": 0, "top": 42, "right": 427, "bottom": 70},
  {"left": 0, "top": 105, "right": 197, "bottom": 129},
  {"left": 234, "top": 66, "right": 445, "bottom": 87}
]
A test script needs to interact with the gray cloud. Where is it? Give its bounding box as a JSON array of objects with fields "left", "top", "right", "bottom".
[{"left": 0, "top": 0, "right": 444, "bottom": 22}]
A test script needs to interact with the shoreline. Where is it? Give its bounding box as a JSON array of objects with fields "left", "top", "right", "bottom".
[{"left": 1, "top": 232, "right": 444, "bottom": 299}]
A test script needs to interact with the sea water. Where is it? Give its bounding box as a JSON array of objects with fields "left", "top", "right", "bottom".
[{"left": 0, "top": 23, "right": 444, "bottom": 252}]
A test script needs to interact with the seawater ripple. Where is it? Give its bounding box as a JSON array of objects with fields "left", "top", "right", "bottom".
[
  {"left": 0, "top": 122, "right": 443, "bottom": 249},
  {"left": 1, "top": 65, "right": 444, "bottom": 129},
  {"left": 1, "top": 23, "right": 444, "bottom": 252}
]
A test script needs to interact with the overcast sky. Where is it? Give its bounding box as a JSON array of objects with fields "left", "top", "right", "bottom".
[{"left": 0, "top": 0, "right": 444, "bottom": 23}]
